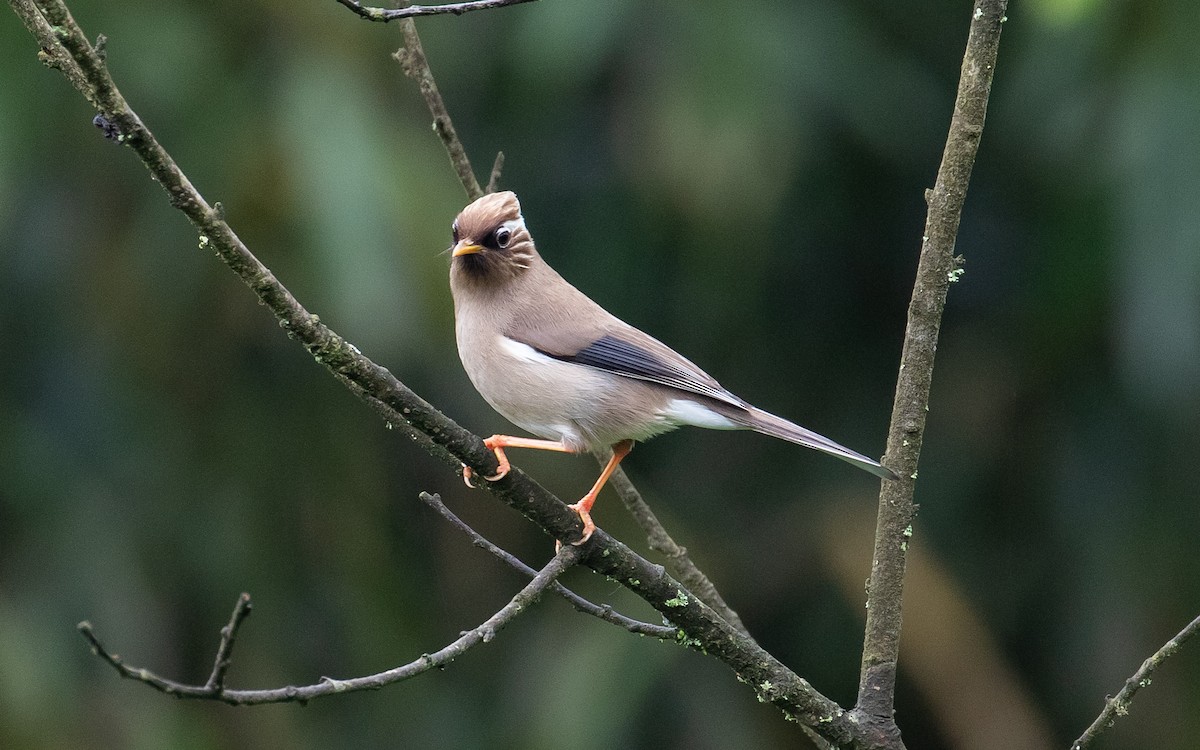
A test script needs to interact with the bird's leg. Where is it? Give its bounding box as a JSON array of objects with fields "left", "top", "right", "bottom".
[
  {"left": 461, "top": 435, "right": 575, "bottom": 487},
  {"left": 563, "top": 439, "right": 634, "bottom": 547}
]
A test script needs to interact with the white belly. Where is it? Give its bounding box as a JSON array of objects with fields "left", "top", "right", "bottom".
[{"left": 458, "top": 334, "right": 704, "bottom": 451}]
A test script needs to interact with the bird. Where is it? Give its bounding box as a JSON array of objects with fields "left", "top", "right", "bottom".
[{"left": 448, "top": 191, "right": 896, "bottom": 545}]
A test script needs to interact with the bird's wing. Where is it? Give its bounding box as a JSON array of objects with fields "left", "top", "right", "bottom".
[
  {"left": 518, "top": 327, "right": 749, "bottom": 409},
  {"left": 501, "top": 263, "right": 747, "bottom": 408}
]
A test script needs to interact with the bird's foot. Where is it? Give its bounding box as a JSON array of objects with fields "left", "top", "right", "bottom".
[
  {"left": 461, "top": 438, "right": 512, "bottom": 487},
  {"left": 558, "top": 500, "right": 596, "bottom": 549}
]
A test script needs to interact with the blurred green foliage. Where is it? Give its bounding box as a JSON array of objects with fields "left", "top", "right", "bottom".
[{"left": 2, "top": 1, "right": 1198, "bottom": 748}]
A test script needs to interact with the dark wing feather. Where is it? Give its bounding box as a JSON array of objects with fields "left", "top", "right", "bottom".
[{"left": 536, "top": 333, "right": 747, "bottom": 409}]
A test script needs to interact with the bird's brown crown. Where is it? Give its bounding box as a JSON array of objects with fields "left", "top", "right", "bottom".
[
  {"left": 455, "top": 191, "right": 522, "bottom": 234},
  {"left": 450, "top": 191, "right": 537, "bottom": 283}
]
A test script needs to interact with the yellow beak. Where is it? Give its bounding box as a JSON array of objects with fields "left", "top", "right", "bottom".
[{"left": 452, "top": 241, "right": 483, "bottom": 257}]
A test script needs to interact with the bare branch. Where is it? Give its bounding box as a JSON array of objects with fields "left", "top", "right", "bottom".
[
  {"left": 1071, "top": 613, "right": 1200, "bottom": 750},
  {"left": 485, "top": 151, "right": 505, "bottom": 194},
  {"left": 392, "top": 19, "right": 483, "bottom": 199},
  {"left": 78, "top": 548, "right": 580, "bottom": 704},
  {"left": 419, "top": 492, "right": 677, "bottom": 640},
  {"left": 10, "top": 0, "right": 97, "bottom": 106},
  {"left": 204, "top": 592, "right": 252, "bottom": 692},
  {"left": 853, "top": 0, "right": 1008, "bottom": 741},
  {"left": 336, "top": 0, "right": 535, "bottom": 23}
]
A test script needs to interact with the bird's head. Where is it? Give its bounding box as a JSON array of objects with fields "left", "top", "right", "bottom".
[{"left": 449, "top": 191, "right": 537, "bottom": 283}]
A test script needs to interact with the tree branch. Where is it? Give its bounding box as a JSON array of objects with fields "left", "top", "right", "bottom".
[
  {"left": 419, "top": 491, "right": 676, "bottom": 640},
  {"left": 391, "top": 16, "right": 483, "bottom": 199},
  {"left": 336, "top": 0, "right": 535, "bottom": 23},
  {"left": 1071, "top": 613, "right": 1200, "bottom": 750},
  {"left": 203, "top": 592, "right": 252, "bottom": 692},
  {"left": 78, "top": 547, "right": 581, "bottom": 704},
  {"left": 485, "top": 150, "right": 505, "bottom": 194},
  {"left": 853, "top": 0, "right": 1008, "bottom": 742},
  {"left": 10, "top": 0, "right": 96, "bottom": 106}
]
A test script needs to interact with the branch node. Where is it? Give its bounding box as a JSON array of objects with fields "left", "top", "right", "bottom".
[
  {"left": 392, "top": 47, "right": 415, "bottom": 76},
  {"left": 93, "top": 113, "right": 120, "bottom": 141},
  {"left": 320, "top": 676, "right": 351, "bottom": 692}
]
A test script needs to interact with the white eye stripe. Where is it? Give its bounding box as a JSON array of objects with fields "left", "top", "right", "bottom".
[{"left": 495, "top": 218, "right": 525, "bottom": 249}]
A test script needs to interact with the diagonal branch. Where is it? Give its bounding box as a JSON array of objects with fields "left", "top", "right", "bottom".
[
  {"left": 1071, "top": 612, "right": 1200, "bottom": 750},
  {"left": 852, "top": 0, "right": 1008, "bottom": 741},
  {"left": 336, "top": 0, "right": 536, "bottom": 23},
  {"left": 78, "top": 547, "right": 581, "bottom": 704},
  {"left": 419, "top": 491, "right": 677, "bottom": 639},
  {"left": 485, "top": 151, "right": 505, "bottom": 194},
  {"left": 204, "top": 592, "right": 252, "bottom": 692},
  {"left": 10, "top": 0, "right": 96, "bottom": 106}
]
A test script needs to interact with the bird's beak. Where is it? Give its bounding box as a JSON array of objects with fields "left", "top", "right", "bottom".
[{"left": 452, "top": 241, "right": 483, "bottom": 257}]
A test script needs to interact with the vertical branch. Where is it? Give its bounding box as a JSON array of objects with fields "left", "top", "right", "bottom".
[{"left": 854, "top": 0, "right": 1008, "bottom": 734}]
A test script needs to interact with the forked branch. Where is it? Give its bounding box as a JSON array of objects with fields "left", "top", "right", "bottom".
[{"left": 78, "top": 548, "right": 581, "bottom": 704}]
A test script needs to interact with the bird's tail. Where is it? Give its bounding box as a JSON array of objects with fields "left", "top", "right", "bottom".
[{"left": 739, "top": 406, "right": 897, "bottom": 480}]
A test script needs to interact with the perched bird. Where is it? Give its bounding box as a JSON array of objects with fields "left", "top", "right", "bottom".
[{"left": 448, "top": 191, "right": 896, "bottom": 544}]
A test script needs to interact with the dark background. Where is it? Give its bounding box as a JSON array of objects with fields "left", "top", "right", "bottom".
[{"left": 2, "top": 1, "right": 1198, "bottom": 748}]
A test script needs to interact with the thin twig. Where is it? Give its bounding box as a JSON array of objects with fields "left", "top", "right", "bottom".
[
  {"left": 392, "top": 19, "right": 482, "bottom": 199},
  {"left": 336, "top": 0, "right": 535, "bottom": 22},
  {"left": 1071, "top": 613, "right": 1200, "bottom": 750},
  {"left": 852, "top": 0, "right": 1008, "bottom": 741},
  {"left": 419, "top": 492, "right": 677, "bottom": 639},
  {"left": 606, "top": 464, "right": 752, "bottom": 639},
  {"left": 10, "top": 0, "right": 97, "bottom": 106},
  {"left": 485, "top": 151, "right": 505, "bottom": 194},
  {"left": 204, "top": 592, "right": 252, "bottom": 691},
  {"left": 78, "top": 548, "right": 580, "bottom": 704}
]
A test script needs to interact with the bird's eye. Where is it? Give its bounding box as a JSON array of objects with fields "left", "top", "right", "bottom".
[
  {"left": 494, "top": 227, "right": 512, "bottom": 248},
  {"left": 451, "top": 221, "right": 460, "bottom": 243}
]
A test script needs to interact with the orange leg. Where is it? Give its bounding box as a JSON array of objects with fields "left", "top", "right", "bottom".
[
  {"left": 564, "top": 439, "right": 633, "bottom": 547},
  {"left": 462, "top": 436, "right": 634, "bottom": 547},
  {"left": 462, "top": 435, "right": 575, "bottom": 487}
]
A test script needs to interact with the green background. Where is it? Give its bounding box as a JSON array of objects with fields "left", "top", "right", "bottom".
[{"left": 2, "top": 1, "right": 1198, "bottom": 748}]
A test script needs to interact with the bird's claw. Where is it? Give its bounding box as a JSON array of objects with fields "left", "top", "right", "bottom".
[
  {"left": 462, "top": 440, "right": 511, "bottom": 488},
  {"left": 461, "top": 464, "right": 508, "bottom": 488},
  {"left": 560, "top": 500, "right": 596, "bottom": 548}
]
